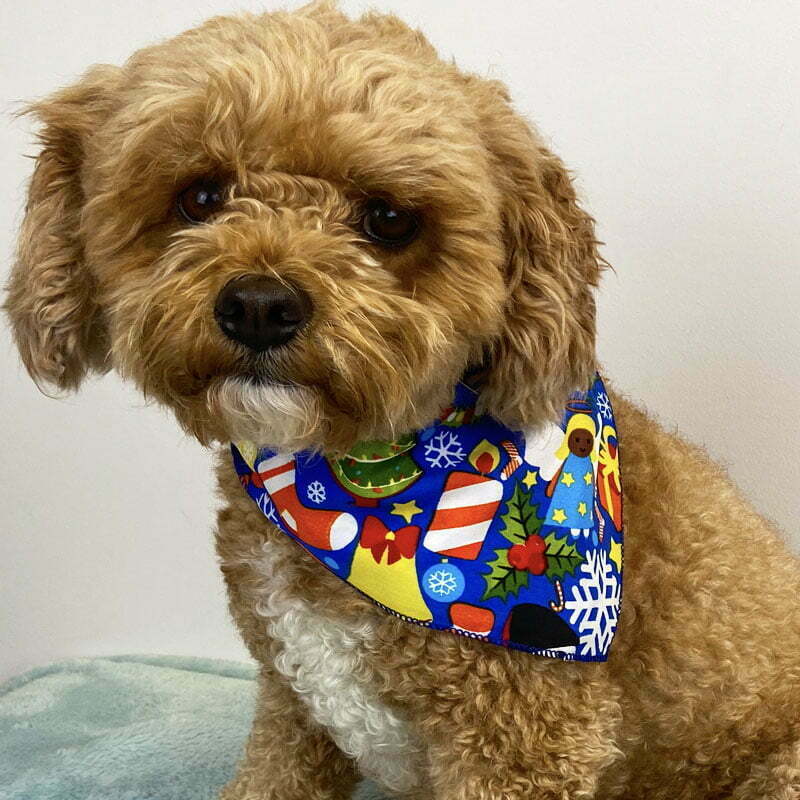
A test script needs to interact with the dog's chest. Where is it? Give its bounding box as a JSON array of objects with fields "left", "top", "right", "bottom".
[{"left": 252, "top": 540, "right": 425, "bottom": 794}]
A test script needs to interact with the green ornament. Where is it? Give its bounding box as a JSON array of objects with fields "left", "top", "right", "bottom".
[{"left": 328, "top": 433, "right": 422, "bottom": 506}]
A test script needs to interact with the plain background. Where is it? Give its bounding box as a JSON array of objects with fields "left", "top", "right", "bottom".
[{"left": 1, "top": 0, "right": 798, "bottom": 681}]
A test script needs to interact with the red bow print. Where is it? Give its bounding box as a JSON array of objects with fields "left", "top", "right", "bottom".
[{"left": 361, "top": 516, "right": 420, "bottom": 566}]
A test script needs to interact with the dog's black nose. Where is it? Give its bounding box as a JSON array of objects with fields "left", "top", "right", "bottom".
[{"left": 214, "top": 274, "right": 312, "bottom": 351}]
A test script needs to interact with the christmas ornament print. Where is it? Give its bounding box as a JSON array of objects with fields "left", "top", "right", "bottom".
[
  {"left": 232, "top": 373, "right": 623, "bottom": 662},
  {"left": 423, "top": 561, "right": 466, "bottom": 602},
  {"left": 328, "top": 434, "right": 422, "bottom": 506}
]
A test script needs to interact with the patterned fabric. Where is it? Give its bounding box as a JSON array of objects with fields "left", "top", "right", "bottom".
[{"left": 232, "top": 374, "right": 623, "bottom": 662}]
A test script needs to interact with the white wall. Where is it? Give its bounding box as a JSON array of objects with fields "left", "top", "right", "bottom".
[{"left": 1, "top": 0, "right": 797, "bottom": 681}]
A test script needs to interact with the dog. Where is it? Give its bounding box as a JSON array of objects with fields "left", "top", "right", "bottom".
[{"left": 5, "top": 2, "right": 800, "bottom": 798}]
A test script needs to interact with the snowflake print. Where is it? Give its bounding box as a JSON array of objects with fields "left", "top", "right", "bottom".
[
  {"left": 564, "top": 549, "right": 620, "bottom": 657},
  {"left": 596, "top": 392, "right": 612, "bottom": 420},
  {"left": 422, "top": 562, "right": 465, "bottom": 602},
  {"left": 423, "top": 430, "right": 466, "bottom": 469},
  {"left": 427, "top": 569, "right": 459, "bottom": 597},
  {"left": 306, "top": 480, "right": 326, "bottom": 504}
]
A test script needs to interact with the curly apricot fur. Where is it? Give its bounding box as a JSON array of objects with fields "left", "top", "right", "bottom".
[{"left": 5, "top": 2, "right": 799, "bottom": 799}]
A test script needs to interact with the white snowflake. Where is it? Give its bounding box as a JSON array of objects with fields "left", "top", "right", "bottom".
[
  {"left": 423, "top": 430, "right": 466, "bottom": 469},
  {"left": 306, "top": 480, "right": 326, "bottom": 504},
  {"left": 426, "top": 568, "right": 459, "bottom": 598},
  {"left": 596, "top": 392, "right": 612, "bottom": 420},
  {"left": 257, "top": 492, "right": 279, "bottom": 525},
  {"left": 564, "top": 549, "right": 620, "bottom": 657}
]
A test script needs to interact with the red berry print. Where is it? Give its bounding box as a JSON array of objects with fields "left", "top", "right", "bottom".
[
  {"left": 508, "top": 544, "right": 529, "bottom": 570},
  {"left": 526, "top": 535, "right": 546, "bottom": 555},
  {"left": 527, "top": 552, "right": 548, "bottom": 575}
]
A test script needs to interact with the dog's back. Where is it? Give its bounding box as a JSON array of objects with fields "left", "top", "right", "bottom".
[{"left": 600, "top": 394, "right": 800, "bottom": 796}]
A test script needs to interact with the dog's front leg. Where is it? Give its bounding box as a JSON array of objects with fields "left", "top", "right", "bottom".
[
  {"left": 424, "top": 662, "right": 623, "bottom": 800},
  {"left": 220, "top": 667, "right": 359, "bottom": 800}
]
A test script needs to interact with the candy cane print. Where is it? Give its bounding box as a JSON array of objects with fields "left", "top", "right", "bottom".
[
  {"left": 549, "top": 579, "right": 565, "bottom": 612},
  {"left": 500, "top": 440, "right": 523, "bottom": 480},
  {"left": 596, "top": 502, "right": 606, "bottom": 544},
  {"left": 256, "top": 454, "right": 358, "bottom": 551}
]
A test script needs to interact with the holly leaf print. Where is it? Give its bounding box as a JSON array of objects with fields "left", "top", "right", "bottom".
[
  {"left": 499, "top": 484, "right": 543, "bottom": 544},
  {"left": 543, "top": 533, "right": 585, "bottom": 581},
  {"left": 482, "top": 549, "right": 529, "bottom": 602}
]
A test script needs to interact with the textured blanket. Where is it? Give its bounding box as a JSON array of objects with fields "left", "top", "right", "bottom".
[{"left": 0, "top": 656, "right": 386, "bottom": 800}]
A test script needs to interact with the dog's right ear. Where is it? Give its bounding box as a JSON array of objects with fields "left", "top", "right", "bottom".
[
  {"left": 465, "top": 77, "right": 605, "bottom": 429},
  {"left": 4, "top": 65, "right": 120, "bottom": 392}
]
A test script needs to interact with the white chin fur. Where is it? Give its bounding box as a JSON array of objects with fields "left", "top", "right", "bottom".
[{"left": 209, "top": 378, "right": 322, "bottom": 452}]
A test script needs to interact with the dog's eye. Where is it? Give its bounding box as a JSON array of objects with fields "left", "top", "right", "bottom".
[
  {"left": 177, "top": 179, "right": 225, "bottom": 224},
  {"left": 362, "top": 197, "right": 420, "bottom": 247}
]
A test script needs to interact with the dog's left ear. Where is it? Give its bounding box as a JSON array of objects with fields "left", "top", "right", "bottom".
[
  {"left": 472, "top": 81, "right": 605, "bottom": 429},
  {"left": 4, "top": 65, "right": 120, "bottom": 392}
]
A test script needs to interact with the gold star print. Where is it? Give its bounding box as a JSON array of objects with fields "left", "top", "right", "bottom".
[
  {"left": 551, "top": 508, "right": 567, "bottom": 524},
  {"left": 577, "top": 501, "right": 588, "bottom": 516},
  {"left": 522, "top": 470, "right": 538, "bottom": 489},
  {"left": 560, "top": 472, "right": 575, "bottom": 487},
  {"left": 390, "top": 500, "right": 423, "bottom": 524},
  {"left": 610, "top": 539, "right": 623, "bottom": 571},
  {"left": 584, "top": 471, "right": 593, "bottom": 485}
]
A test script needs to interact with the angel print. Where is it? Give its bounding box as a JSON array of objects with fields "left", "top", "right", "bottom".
[{"left": 545, "top": 413, "right": 598, "bottom": 539}]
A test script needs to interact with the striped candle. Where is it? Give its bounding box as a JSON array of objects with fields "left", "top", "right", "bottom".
[{"left": 423, "top": 471, "right": 503, "bottom": 560}]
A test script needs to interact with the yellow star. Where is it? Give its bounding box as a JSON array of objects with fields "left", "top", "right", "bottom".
[
  {"left": 551, "top": 508, "right": 567, "bottom": 524},
  {"left": 560, "top": 472, "right": 575, "bottom": 487},
  {"left": 577, "top": 501, "right": 588, "bottom": 516},
  {"left": 390, "top": 500, "right": 423, "bottom": 524},
  {"left": 522, "top": 470, "right": 538, "bottom": 489},
  {"left": 584, "top": 471, "right": 593, "bottom": 485},
  {"left": 610, "top": 539, "right": 623, "bottom": 571}
]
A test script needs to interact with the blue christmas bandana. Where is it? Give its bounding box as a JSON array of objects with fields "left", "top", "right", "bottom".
[{"left": 232, "top": 374, "right": 623, "bottom": 661}]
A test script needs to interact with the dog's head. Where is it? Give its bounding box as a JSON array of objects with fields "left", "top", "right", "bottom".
[{"left": 5, "top": 1, "right": 603, "bottom": 454}]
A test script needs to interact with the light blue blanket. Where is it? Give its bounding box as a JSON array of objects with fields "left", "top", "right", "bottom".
[{"left": 0, "top": 656, "right": 387, "bottom": 800}]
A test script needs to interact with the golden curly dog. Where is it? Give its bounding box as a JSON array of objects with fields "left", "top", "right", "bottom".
[{"left": 5, "top": 2, "right": 799, "bottom": 798}]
